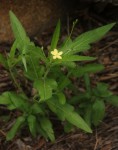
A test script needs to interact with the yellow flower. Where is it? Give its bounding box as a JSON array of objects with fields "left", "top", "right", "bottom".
[{"left": 51, "top": 49, "right": 63, "bottom": 59}]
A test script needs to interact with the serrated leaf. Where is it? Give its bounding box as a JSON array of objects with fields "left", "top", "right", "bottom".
[
  {"left": 64, "top": 106, "right": 92, "bottom": 133},
  {"left": 9, "top": 10, "right": 36, "bottom": 71},
  {"left": 27, "top": 115, "right": 37, "bottom": 137},
  {"left": 57, "top": 92, "right": 66, "bottom": 105},
  {"left": 60, "top": 37, "right": 73, "bottom": 48},
  {"left": 39, "top": 117, "right": 55, "bottom": 141},
  {"left": 92, "top": 100, "right": 105, "bottom": 126},
  {"left": 59, "top": 37, "right": 73, "bottom": 54},
  {"left": 71, "top": 23, "right": 116, "bottom": 54},
  {"left": 61, "top": 61, "right": 76, "bottom": 68},
  {"left": 64, "top": 122, "right": 74, "bottom": 133},
  {"left": 72, "top": 64, "right": 104, "bottom": 77},
  {"left": 22, "top": 56, "right": 27, "bottom": 71},
  {"left": 6, "top": 116, "right": 25, "bottom": 141},
  {"left": 62, "top": 55, "right": 96, "bottom": 62},
  {"left": 47, "top": 99, "right": 92, "bottom": 133},
  {"left": 0, "top": 92, "right": 11, "bottom": 105},
  {"left": 60, "top": 23, "right": 115, "bottom": 55},
  {"left": 95, "top": 83, "right": 112, "bottom": 98},
  {"left": 36, "top": 122, "right": 48, "bottom": 139},
  {"left": 63, "top": 44, "right": 91, "bottom": 55},
  {"left": 9, "top": 11, "right": 27, "bottom": 44},
  {"left": 28, "top": 46, "right": 47, "bottom": 62},
  {"left": 50, "top": 20, "right": 60, "bottom": 52},
  {"left": 47, "top": 79, "right": 57, "bottom": 90},
  {"left": 9, "top": 40, "right": 18, "bottom": 59},
  {"left": 106, "top": 95, "right": 118, "bottom": 107},
  {"left": 84, "top": 104, "right": 92, "bottom": 127},
  {"left": 0, "top": 54, "right": 8, "bottom": 69},
  {"left": 34, "top": 79, "right": 52, "bottom": 102},
  {"left": 25, "top": 46, "right": 47, "bottom": 80},
  {"left": 31, "top": 103, "right": 44, "bottom": 114},
  {"left": 97, "top": 82, "right": 108, "bottom": 91},
  {"left": 25, "top": 56, "right": 44, "bottom": 80},
  {"left": 7, "top": 92, "right": 30, "bottom": 112},
  {"left": 7, "top": 104, "right": 17, "bottom": 110},
  {"left": 58, "top": 75, "right": 71, "bottom": 91}
]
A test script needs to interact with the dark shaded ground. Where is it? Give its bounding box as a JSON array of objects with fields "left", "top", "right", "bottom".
[{"left": 0, "top": 3, "right": 118, "bottom": 150}]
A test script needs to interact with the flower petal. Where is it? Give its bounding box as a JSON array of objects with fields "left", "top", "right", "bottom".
[
  {"left": 58, "top": 51, "right": 63, "bottom": 55},
  {"left": 57, "top": 55, "right": 62, "bottom": 59},
  {"left": 53, "top": 49, "right": 58, "bottom": 54},
  {"left": 53, "top": 55, "right": 57, "bottom": 59}
]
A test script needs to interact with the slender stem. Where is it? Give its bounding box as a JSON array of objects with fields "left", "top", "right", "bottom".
[
  {"left": 7, "top": 58, "right": 22, "bottom": 92},
  {"left": 84, "top": 73, "right": 91, "bottom": 94},
  {"left": 43, "top": 67, "right": 50, "bottom": 79},
  {"left": 43, "top": 61, "right": 53, "bottom": 79},
  {"left": 29, "top": 56, "right": 39, "bottom": 79},
  {"left": 9, "top": 68, "right": 22, "bottom": 92},
  {"left": 65, "top": 19, "right": 78, "bottom": 46}
]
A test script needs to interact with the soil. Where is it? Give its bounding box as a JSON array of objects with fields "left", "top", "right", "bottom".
[{"left": 0, "top": 2, "right": 118, "bottom": 150}]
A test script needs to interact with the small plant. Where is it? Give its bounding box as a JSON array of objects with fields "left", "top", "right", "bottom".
[{"left": 0, "top": 11, "right": 118, "bottom": 141}]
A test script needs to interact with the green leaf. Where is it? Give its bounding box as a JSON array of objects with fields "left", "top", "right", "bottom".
[
  {"left": 39, "top": 117, "right": 55, "bottom": 141},
  {"left": 60, "top": 23, "right": 115, "bottom": 55},
  {"left": 7, "top": 104, "right": 17, "bottom": 110},
  {"left": 28, "top": 46, "right": 47, "bottom": 63},
  {"left": 22, "top": 56, "right": 27, "bottom": 72},
  {"left": 59, "top": 37, "right": 73, "bottom": 53},
  {"left": 64, "top": 122, "right": 74, "bottom": 133},
  {"left": 9, "top": 11, "right": 36, "bottom": 71},
  {"left": 62, "top": 55, "right": 96, "bottom": 62},
  {"left": 64, "top": 106, "right": 92, "bottom": 133},
  {"left": 61, "top": 62, "right": 76, "bottom": 68},
  {"left": 92, "top": 100, "right": 105, "bottom": 126},
  {"left": 0, "top": 54, "right": 8, "bottom": 69},
  {"left": 6, "top": 116, "right": 25, "bottom": 140},
  {"left": 58, "top": 76, "right": 71, "bottom": 91},
  {"left": 34, "top": 79, "right": 52, "bottom": 102},
  {"left": 50, "top": 20, "right": 60, "bottom": 52},
  {"left": 0, "top": 92, "right": 29, "bottom": 111},
  {"left": 47, "top": 79, "right": 57, "bottom": 90},
  {"left": 25, "top": 58, "right": 44, "bottom": 80},
  {"left": 84, "top": 104, "right": 92, "bottom": 127},
  {"left": 57, "top": 92, "right": 66, "bottom": 105},
  {"left": 9, "top": 11, "right": 28, "bottom": 45},
  {"left": 97, "top": 82, "right": 108, "bottom": 91},
  {"left": 31, "top": 103, "right": 44, "bottom": 114},
  {"left": 0, "top": 92, "right": 11, "bottom": 105},
  {"left": 47, "top": 99, "right": 92, "bottom": 133},
  {"left": 9, "top": 40, "right": 18, "bottom": 59},
  {"left": 36, "top": 122, "right": 48, "bottom": 139},
  {"left": 25, "top": 46, "right": 47, "bottom": 81},
  {"left": 93, "top": 83, "right": 112, "bottom": 98},
  {"left": 7, "top": 92, "right": 29, "bottom": 112},
  {"left": 70, "top": 23, "right": 116, "bottom": 54},
  {"left": 27, "top": 115, "right": 37, "bottom": 137},
  {"left": 106, "top": 95, "right": 118, "bottom": 107},
  {"left": 72, "top": 64, "right": 104, "bottom": 77}
]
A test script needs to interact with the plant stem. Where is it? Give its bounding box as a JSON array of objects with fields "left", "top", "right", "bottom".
[
  {"left": 7, "top": 58, "right": 22, "bottom": 92},
  {"left": 84, "top": 73, "right": 91, "bottom": 94},
  {"left": 43, "top": 67, "right": 50, "bottom": 79},
  {"left": 9, "top": 68, "right": 22, "bottom": 92},
  {"left": 43, "top": 59, "right": 53, "bottom": 79},
  {"left": 29, "top": 56, "right": 39, "bottom": 79}
]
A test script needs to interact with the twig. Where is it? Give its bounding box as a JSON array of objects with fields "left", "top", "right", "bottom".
[
  {"left": 0, "top": 129, "right": 6, "bottom": 136},
  {"left": 94, "top": 129, "right": 99, "bottom": 150},
  {"left": 100, "top": 39, "right": 118, "bottom": 52}
]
